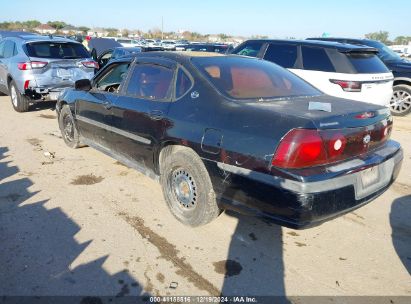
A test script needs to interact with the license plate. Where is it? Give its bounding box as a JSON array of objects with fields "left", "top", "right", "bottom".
[
  {"left": 57, "top": 69, "right": 72, "bottom": 78},
  {"left": 361, "top": 166, "right": 379, "bottom": 188}
]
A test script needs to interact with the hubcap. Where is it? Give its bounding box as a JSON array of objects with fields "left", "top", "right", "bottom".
[
  {"left": 11, "top": 86, "right": 18, "bottom": 107},
  {"left": 63, "top": 114, "right": 74, "bottom": 142},
  {"left": 390, "top": 90, "right": 411, "bottom": 114},
  {"left": 171, "top": 168, "right": 197, "bottom": 209}
]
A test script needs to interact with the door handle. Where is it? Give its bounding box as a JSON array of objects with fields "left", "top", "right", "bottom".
[
  {"left": 103, "top": 101, "right": 112, "bottom": 109},
  {"left": 148, "top": 110, "right": 163, "bottom": 120}
]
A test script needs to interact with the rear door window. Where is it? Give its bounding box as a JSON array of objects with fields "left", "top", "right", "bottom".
[
  {"left": 264, "top": 43, "right": 298, "bottom": 68},
  {"left": 25, "top": 42, "right": 90, "bottom": 59},
  {"left": 126, "top": 64, "right": 174, "bottom": 100},
  {"left": 345, "top": 53, "right": 389, "bottom": 73},
  {"left": 302, "top": 46, "right": 335, "bottom": 72},
  {"left": 3, "top": 41, "right": 16, "bottom": 58},
  {"left": 233, "top": 41, "right": 264, "bottom": 57}
]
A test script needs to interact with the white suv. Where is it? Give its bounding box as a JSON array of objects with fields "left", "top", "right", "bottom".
[{"left": 231, "top": 39, "right": 394, "bottom": 107}]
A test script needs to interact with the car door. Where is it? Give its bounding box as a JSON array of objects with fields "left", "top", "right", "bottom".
[
  {"left": 75, "top": 61, "right": 131, "bottom": 147},
  {"left": 96, "top": 49, "right": 113, "bottom": 69},
  {"left": 110, "top": 58, "right": 176, "bottom": 172},
  {"left": 0, "top": 40, "right": 9, "bottom": 93}
]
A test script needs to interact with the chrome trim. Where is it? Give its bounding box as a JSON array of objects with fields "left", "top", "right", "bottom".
[
  {"left": 76, "top": 115, "right": 151, "bottom": 145},
  {"left": 216, "top": 148, "right": 402, "bottom": 200}
]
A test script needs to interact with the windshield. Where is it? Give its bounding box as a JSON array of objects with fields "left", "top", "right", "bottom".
[
  {"left": 192, "top": 56, "right": 321, "bottom": 100},
  {"left": 345, "top": 52, "right": 390, "bottom": 73},
  {"left": 364, "top": 40, "right": 403, "bottom": 61},
  {"left": 25, "top": 42, "right": 90, "bottom": 59}
]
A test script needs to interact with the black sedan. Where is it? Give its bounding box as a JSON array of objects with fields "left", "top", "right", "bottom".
[{"left": 56, "top": 52, "right": 403, "bottom": 228}]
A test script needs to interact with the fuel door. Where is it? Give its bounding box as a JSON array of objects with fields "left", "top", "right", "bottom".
[{"left": 201, "top": 128, "right": 223, "bottom": 154}]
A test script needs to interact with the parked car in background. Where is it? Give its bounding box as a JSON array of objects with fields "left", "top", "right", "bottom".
[
  {"left": 56, "top": 52, "right": 402, "bottom": 228},
  {"left": 161, "top": 40, "right": 176, "bottom": 51},
  {"left": 88, "top": 37, "right": 123, "bottom": 60},
  {"left": 0, "top": 35, "right": 97, "bottom": 112},
  {"left": 231, "top": 39, "right": 394, "bottom": 107},
  {"left": 307, "top": 37, "right": 411, "bottom": 116},
  {"left": 96, "top": 46, "right": 142, "bottom": 68},
  {"left": 144, "top": 39, "right": 164, "bottom": 49},
  {"left": 111, "top": 37, "right": 141, "bottom": 48},
  {"left": 184, "top": 43, "right": 232, "bottom": 53}
]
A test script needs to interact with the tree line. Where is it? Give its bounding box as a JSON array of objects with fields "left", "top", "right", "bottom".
[
  {"left": 0, "top": 20, "right": 236, "bottom": 41},
  {"left": 364, "top": 31, "right": 411, "bottom": 45},
  {"left": 1, "top": 21, "right": 410, "bottom": 45}
]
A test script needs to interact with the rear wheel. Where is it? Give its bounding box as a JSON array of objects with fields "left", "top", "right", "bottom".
[
  {"left": 160, "top": 146, "right": 221, "bottom": 227},
  {"left": 9, "top": 80, "right": 29, "bottom": 112},
  {"left": 58, "top": 104, "right": 81, "bottom": 148},
  {"left": 390, "top": 85, "right": 411, "bottom": 116}
]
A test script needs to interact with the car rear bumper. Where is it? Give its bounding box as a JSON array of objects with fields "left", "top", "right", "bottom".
[
  {"left": 20, "top": 69, "right": 94, "bottom": 101},
  {"left": 25, "top": 86, "right": 70, "bottom": 101},
  {"left": 209, "top": 140, "right": 403, "bottom": 229}
]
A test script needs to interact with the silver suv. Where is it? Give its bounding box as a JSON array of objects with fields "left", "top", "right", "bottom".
[{"left": 0, "top": 35, "right": 97, "bottom": 112}]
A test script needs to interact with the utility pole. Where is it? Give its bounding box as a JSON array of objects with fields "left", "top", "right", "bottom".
[{"left": 161, "top": 16, "right": 164, "bottom": 40}]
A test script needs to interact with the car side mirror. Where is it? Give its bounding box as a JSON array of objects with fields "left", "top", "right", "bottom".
[{"left": 75, "top": 79, "right": 92, "bottom": 91}]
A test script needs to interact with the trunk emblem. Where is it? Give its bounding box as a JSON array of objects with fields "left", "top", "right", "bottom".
[
  {"left": 191, "top": 91, "right": 200, "bottom": 99},
  {"left": 363, "top": 134, "right": 371, "bottom": 145}
]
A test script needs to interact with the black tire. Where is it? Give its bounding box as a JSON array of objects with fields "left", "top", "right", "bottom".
[
  {"left": 58, "top": 104, "right": 81, "bottom": 148},
  {"left": 9, "top": 80, "right": 29, "bottom": 112},
  {"left": 390, "top": 85, "right": 411, "bottom": 116},
  {"left": 160, "top": 146, "right": 221, "bottom": 227}
]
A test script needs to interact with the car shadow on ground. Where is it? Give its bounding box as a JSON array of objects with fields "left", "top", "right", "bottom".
[
  {"left": 0, "top": 146, "right": 150, "bottom": 301},
  {"left": 29, "top": 101, "right": 56, "bottom": 112},
  {"left": 217, "top": 169, "right": 291, "bottom": 303},
  {"left": 390, "top": 194, "right": 411, "bottom": 275}
]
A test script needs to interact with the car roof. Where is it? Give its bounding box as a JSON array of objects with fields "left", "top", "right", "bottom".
[
  {"left": 110, "top": 51, "right": 228, "bottom": 64},
  {"left": 9, "top": 34, "right": 81, "bottom": 44},
  {"left": 115, "top": 47, "right": 141, "bottom": 51},
  {"left": 242, "top": 39, "right": 377, "bottom": 52},
  {"left": 307, "top": 37, "right": 373, "bottom": 43},
  {"left": 0, "top": 30, "right": 38, "bottom": 39}
]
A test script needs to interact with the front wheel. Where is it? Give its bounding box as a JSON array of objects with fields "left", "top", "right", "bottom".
[
  {"left": 390, "top": 85, "right": 411, "bottom": 116},
  {"left": 58, "top": 105, "right": 81, "bottom": 148},
  {"left": 160, "top": 146, "right": 221, "bottom": 227},
  {"left": 9, "top": 80, "right": 29, "bottom": 112}
]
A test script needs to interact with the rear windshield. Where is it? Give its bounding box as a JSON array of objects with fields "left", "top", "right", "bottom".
[
  {"left": 346, "top": 52, "right": 390, "bottom": 73},
  {"left": 192, "top": 56, "right": 321, "bottom": 100},
  {"left": 25, "top": 42, "right": 90, "bottom": 59}
]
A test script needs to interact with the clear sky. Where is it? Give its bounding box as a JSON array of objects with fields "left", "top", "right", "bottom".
[{"left": 1, "top": 0, "right": 410, "bottom": 39}]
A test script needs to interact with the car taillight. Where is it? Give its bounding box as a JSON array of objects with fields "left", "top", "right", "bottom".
[
  {"left": 24, "top": 80, "right": 30, "bottom": 90},
  {"left": 82, "top": 61, "right": 99, "bottom": 69},
  {"left": 272, "top": 121, "right": 392, "bottom": 169},
  {"left": 271, "top": 129, "right": 328, "bottom": 168},
  {"left": 17, "top": 61, "right": 48, "bottom": 70},
  {"left": 330, "top": 79, "right": 362, "bottom": 92}
]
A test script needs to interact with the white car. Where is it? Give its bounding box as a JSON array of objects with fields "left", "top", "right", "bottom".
[
  {"left": 161, "top": 40, "right": 177, "bottom": 51},
  {"left": 105, "top": 37, "right": 141, "bottom": 48},
  {"left": 231, "top": 40, "right": 394, "bottom": 107}
]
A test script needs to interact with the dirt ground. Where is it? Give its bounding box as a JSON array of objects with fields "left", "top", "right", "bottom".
[{"left": 0, "top": 95, "right": 410, "bottom": 298}]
